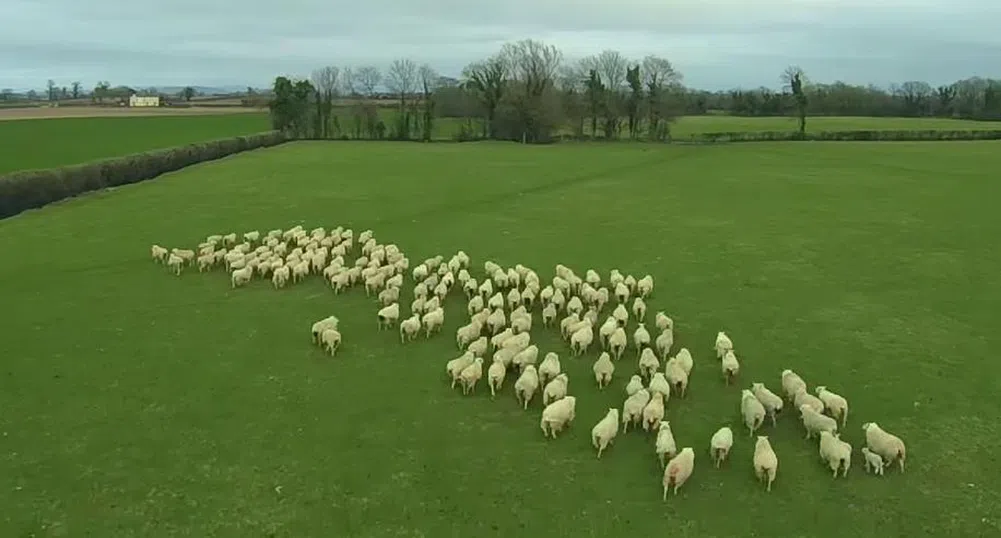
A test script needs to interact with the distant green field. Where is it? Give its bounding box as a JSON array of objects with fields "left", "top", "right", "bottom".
[
  {"left": 0, "top": 113, "right": 270, "bottom": 174},
  {"left": 670, "top": 115, "right": 1001, "bottom": 137}
]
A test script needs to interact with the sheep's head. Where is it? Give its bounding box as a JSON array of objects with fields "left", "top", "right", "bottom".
[
  {"left": 815, "top": 385, "right": 827, "bottom": 395},
  {"left": 862, "top": 422, "right": 877, "bottom": 432},
  {"left": 799, "top": 404, "right": 812, "bottom": 415},
  {"left": 781, "top": 369, "right": 794, "bottom": 377},
  {"left": 751, "top": 382, "right": 763, "bottom": 391}
]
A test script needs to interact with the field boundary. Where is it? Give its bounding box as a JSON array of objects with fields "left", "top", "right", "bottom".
[{"left": 0, "top": 131, "right": 287, "bottom": 220}]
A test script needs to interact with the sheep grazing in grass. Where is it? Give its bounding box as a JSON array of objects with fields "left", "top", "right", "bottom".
[
  {"left": 421, "top": 307, "right": 445, "bottom": 338},
  {"left": 715, "top": 331, "right": 733, "bottom": 359},
  {"left": 272, "top": 265, "right": 290, "bottom": 289},
  {"left": 311, "top": 316, "right": 340, "bottom": 344},
  {"left": 467, "top": 337, "right": 488, "bottom": 358},
  {"left": 591, "top": 408, "right": 620, "bottom": 458},
  {"left": 781, "top": 369, "right": 807, "bottom": 401},
  {"left": 655, "top": 420, "right": 678, "bottom": 466},
  {"left": 819, "top": 431, "right": 852, "bottom": 478},
  {"left": 816, "top": 386, "right": 850, "bottom": 428},
  {"left": 614, "top": 282, "right": 630, "bottom": 304},
  {"left": 592, "top": 352, "right": 615, "bottom": 389},
  {"left": 540, "top": 396, "right": 577, "bottom": 439},
  {"left": 664, "top": 357, "right": 689, "bottom": 398},
  {"left": 861, "top": 447, "right": 885, "bottom": 476},
  {"left": 662, "top": 448, "right": 695, "bottom": 499},
  {"left": 612, "top": 303, "right": 629, "bottom": 327},
  {"left": 538, "top": 352, "right": 561, "bottom": 387},
  {"left": 793, "top": 387, "right": 825, "bottom": 415},
  {"left": 514, "top": 365, "right": 540, "bottom": 409},
  {"left": 608, "top": 327, "right": 628, "bottom": 361},
  {"left": 621, "top": 388, "right": 651, "bottom": 433},
  {"left": 741, "top": 390, "right": 766, "bottom": 437},
  {"left": 800, "top": 404, "right": 838, "bottom": 440},
  {"left": 570, "top": 323, "right": 594, "bottom": 356},
  {"left": 320, "top": 329, "right": 341, "bottom": 356},
  {"left": 459, "top": 357, "right": 485, "bottom": 395},
  {"left": 377, "top": 303, "right": 400, "bottom": 330},
  {"left": 151, "top": 245, "right": 169, "bottom": 263},
  {"left": 446, "top": 354, "right": 477, "bottom": 388},
  {"left": 636, "top": 274, "right": 654, "bottom": 298},
  {"left": 399, "top": 315, "right": 421, "bottom": 343},
  {"left": 512, "top": 345, "right": 539, "bottom": 372},
  {"left": 487, "top": 357, "right": 507, "bottom": 398},
  {"left": 542, "top": 374, "right": 569, "bottom": 406},
  {"left": 710, "top": 427, "right": 734, "bottom": 468},
  {"left": 167, "top": 253, "right": 184, "bottom": 275},
  {"left": 648, "top": 372, "right": 672, "bottom": 399},
  {"left": 642, "top": 392, "right": 666, "bottom": 433},
  {"left": 751, "top": 382, "right": 784, "bottom": 426},
  {"left": 638, "top": 348, "right": 660, "bottom": 380},
  {"left": 721, "top": 350, "right": 740, "bottom": 384},
  {"left": 654, "top": 329, "right": 674, "bottom": 360},
  {"left": 753, "top": 436, "right": 779, "bottom": 492},
  {"left": 862, "top": 422, "right": 907, "bottom": 473},
  {"left": 654, "top": 312, "right": 673, "bottom": 332}
]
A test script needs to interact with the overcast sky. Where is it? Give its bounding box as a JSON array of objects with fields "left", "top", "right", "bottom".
[{"left": 1, "top": 0, "right": 999, "bottom": 92}]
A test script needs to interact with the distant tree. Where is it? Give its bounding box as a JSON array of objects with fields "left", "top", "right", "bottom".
[
  {"left": 352, "top": 66, "right": 383, "bottom": 138},
  {"left": 46, "top": 79, "right": 57, "bottom": 101},
  {"left": 782, "top": 66, "right": 809, "bottom": 136},
  {"left": 269, "top": 76, "right": 315, "bottom": 138},
  {"left": 418, "top": 64, "right": 439, "bottom": 141},
  {"left": 353, "top": 66, "right": 382, "bottom": 97},
  {"left": 386, "top": 59, "right": 418, "bottom": 139},
  {"left": 93, "top": 81, "right": 110, "bottom": 103},
  {"left": 642, "top": 55, "right": 682, "bottom": 141},
  {"left": 27, "top": 89, "right": 38, "bottom": 101},
  {"left": 625, "top": 64, "right": 642, "bottom": 139},
  {"left": 247, "top": 86, "right": 255, "bottom": 96},
  {"left": 60, "top": 87, "right": 68, "bottom": 99},
  {"left": 0, "top": 88, "right": 12, "bottom": 101},
  {"left": 936, "top": 85, "right": 956, "bottom": 116},
  {"left": 311, "top": 66, "right": 340, "bottom": 138},
  {"left": 180, "top": 86, "right": 196, "bottom": 101},
  {"left": 71, "top": 81, "right": 81, "bottom": 99},
  {"left": 461, "top": 55, "right": 507, "bottom": 138}
]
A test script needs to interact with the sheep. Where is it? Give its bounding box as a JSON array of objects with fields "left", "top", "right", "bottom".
[
  {"left": 816, "top": 386, "right": 849, "bottom": 428},
  {"left": 459, "top": 357, "right": 485, "bottom": 395},
  {"left": 585, "top": 269, "right": 601, "bottom": 287},
  {"left": 621, "top": 388, "right": 651, "bottom": 433},
  {"left": 446, "top": 352, "right": 476, "bottom": 389},
  {"left": 570, "top": 323, "right": 594, "bottom": 356},
  {"left": 653, "top": 328, "right": 674, "bottom": 360},
  {"left": 467, "top": 336, "right": 489, "bottom": 358},
  {"left": 552, "top": 276, "right": 570, "bottom": 296},
  {"left": 320, "top": 328, "right": 341, "bottom": 356},
  {"left": 487, "top": 357, "right": 507, "bottom": 398},
  {"left": 272, "top": 265, "right": 290, "bottom": 289},
  {"left": 632, "top": 297, "right": 647, "bottom": 321},
  {"left": 751, "top": 382, "right": 784, "bottom": 426},
  {"left": 484, "top": 260, "right": 501, "bottom": 277},
  {"left": 167, "top": 253, "right": 184, "bottom": 275},
  {"left": 490, "top": 328, "right": 514, "bottom": 351},
  {"left": 521, "top": 287, "right": 536, "bottom": 310},
  {"left": 715, "top": 331, "right": 733, "bottom": 359},
  {"left": 455, "top": 250, "right": 470, "bottom": 269},
  {"left": 377, "top": 303, "right": 400, "bottom": 330},
  {"left": 664, "top": 358, "right": 689, "bottom": 398},
  {"left": 862, "top": 422, "right": 906, "bottom": 473},
  {"left": 465, "top": 295, "right": 484, "bottom": 317},
  {"left": 638, "top": 348, "right": 660, "bottom": 380},
  {"left": 424, "top": 296, "right": 442, "bottom": 315},
  {"left": 753, "top": 436, "right": 779, "bottom": 492},
  {"left": 222, "top": 233, "right": 238, "bottom": 246},
  {"left": 566, "top": 295, "right": 583, "bottom": 316},
  {"left": 400, "top": 315, "right": 421, "bottom": 343},
  {"left": 793, "top": 387, "right": 825, "bottom": 414},
  {"left": 592, "top": 352, "right": 615, "bottom": 389},
  {"left": 642, "top": 392, "right": 666, "bottom": 433},
  {"left": 636, "top": 274, "right": 654, "bottom": 298},
  {"left": 230, "top": 266, "right": 253, "bottom": 288},
  {"left": 656, "top": 420, "right": 678, "bottom": 466},
  {"left": 493, "top": 347, "right": 518, "bottom": 370},
  {"left": 540, "top": 285, "right": 554, "bottom": 306},
  {"left": 613, "top": 282, "right": 630, "bottom": 305},
  {"left": 462, "top": 277, "right": 479, "bottom": 299},
  {"left": 721, "top": 350, "right": 740, "bottom": 385},
  {"left": 741, "top": 390, "right": 766, "bottom": 437},
  {"left": 151, "top": 244, "right": 169, "bottom": 263},
  {"left": 364, "top": 273, "right": 387, "bottom": 296},
  {"left": 633, "top": 323, "right": 651, "bottom": 357},
  {"left": 551, "top": 288, "right": 566, "bottom": 312},
  {"left": 422, "top": 307, "right": 445, "bottom": 338},
  {"left": 506, "top": 288, "right": 522, "bottom": 310},
  {"left": 625, "top": 375, "right": 644, "bottom": 396},
  {"left": 662, "top": 447, "right": 695, "bottom": 499},
  {"left": 559, "top": 313, "right": 580, "bottom": 340},
  {"left": 379, "top": 286, "right": 401, "bottom": 307},
  {"left": 589, "top": 408, "right": 621, "bottom": 459},
  {"left": 861, "top": 447, "right": 885, "bottom": 476},
  {"left": 172, "top": 248, "right": 196, "bottom": 263},
  {"left": 542, "top": 373, "right": 569, "bottom": 406},
  {"left": 541, "top": 303, "right": 558, "bottom": 327},
  {"left": 800, "top": 404, "right": 838, "bottom": 440},
  {"left": 486, "top": 308, "right": 507, "bottom": 335},
  {"left": 501, "top": 332, "right": 531, "bottom": 353},
  {"left": 510, "top": 311, "right": 532, "bottom": 334},
  {"left": 673, "top": 348, "right": 694, "bottom": 376},
  {"left": 540, "top": 396, "right": 577, "bottom": 439},
  {"left": 311, "top": 315, "right": 340, "bottom": 344},
  {"left": 594, "top": 287, "right": 609, "bottom": 311},
  {"left": 710, "top": 427, "right": 734, "bottom": 468},
  {"left": 512, "top": 345, "right": 539, "bottom": 372},
  {"left": 514, "top": 365, "right": 540, "bottom": 409},
  {"left": 455, "top": 321, "right": 482, "bottom": 349},
  {"left": 607, "top": 327, "right": 628, "bottom": 362},
  {"left": 478, "top": 279, "right": 494, "bottom": 301},
  {"left": 781, "top": 369, "right": 807, "bottom": 401},
  {"left": 412, "top": 264, "right": 429, "bottom": 282},
  {"left": 819, "top": 431, "right": 852, "bottom": 478},
  {"left": 538, "top": 352, "right": 561, "bottom": 387},
  {"left": 648, "top": 372, "right": 672, "bottom": 398},
  {"left": 292, "top": 260, "right": 310, "bottom": 283},
  {"left": 487, "top": 292, "right": 505, "bottom": 311}
]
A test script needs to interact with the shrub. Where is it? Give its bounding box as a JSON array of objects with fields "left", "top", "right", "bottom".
[{"left": 0, "top": 130, "right": 287, "bottom": 219}]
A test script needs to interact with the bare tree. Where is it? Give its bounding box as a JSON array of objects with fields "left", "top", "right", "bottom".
[
  {"left": 462, "top": 55, "right": 508, "bottom": 138},
  {"left": 782, "top": 66, "right": 809, "bottom": 136},
  {"left": 580, "top": 50, "right": 629, "bottom": 138},
  {"left": 71, "top": 81, "right": 81, "bottom": 99},
  {"left": 312, "top": 66, "right": 340, "bottom": 97},
  {"left": 386, "top": 59, "right": 418, "bottom": 139},
  {"left": 418, "top": 64, "right": 440, "bottom": 141},
  {"left": 557, "top": 62, "right": 587, "bottom": 137},
  {"left": 499, "top": 39, "right": 562, "bottom": 143},
  {"left": 354, "top": 66, "right": 381, "bottom": 97},
  {"left": 588, "top": 50, "right": 628, "bottom": 92},
  {"left": 642, "top": 55, "right": 682, "bottom": 140},
  {"left": 341, "top": 67, "right": 356, "bottom": 96},
  {"left": 46, "top": 79, "right": 57, "bottom": 102},
  {"left": 311, "top": 66, "right": 341, "bottom": 138}
]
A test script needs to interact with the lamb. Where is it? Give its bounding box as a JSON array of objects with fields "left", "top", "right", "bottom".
[
  {"left": 399, "top": 315, "right": 422, "bottom": 343},
  {"left": 642, "top": 392, "right": 666, "bottom": 433},
  {"left": 793, "top": 387, "right": 825, "bottom": 414},
  {"left": 636, "top": 274, "right": 654, "bottom": 298},
  {"left": 715, "top": 331, "right": 734, "bottom": 359},
  {"left": 816, "top": 386, "right": 849, "bottom": 428},
  {"left": 512, "top": 345, "right": 539, "bottom": 372},
  {"left": 753, "top": 436, "right": 779, "bottom": 492},
  {"left": 591, "top": 408, "right": 620, "bottom": 458},
  {"left": 861, "top": 447, "right": 885, "bottom": 476},
  {"left": 272, "top": 265, "right": 290, "bottom": 289},
  {"left": 467, "top": 337, "right": 488, "bottom": 358},
  {"left": 514, "top": 365, "right": 540, "bottom": 409},
  {"left": 721, "top": 350, "right": 740, "bottom": 384},
  {"left": 570, "top": 324, "right": 594, "bottom": 356},
  {"left": 648, "top": 372, "right": 672, "bottom": 398},
  {"left": 421, "top": 307, "right": 445, "bottom": 338},
  {"left": 459, "top": 357, "right": 485, "bottom": 395},
  {"left": 540, "top": 396, "right": 577, "bottom": 439},
  {"left": 151, "top": 244, "right": 169, "bottom": 263},
  {"left": 781, "top": 369, "right": 807, "bottom": 401},
  {"left": 377, "top": 303, "right": 400, "bottom": 330},
  {"left": 655, "top": 420, "right": 677, "bottom": 466},
  {"left": 800, "top": 404, "right": 838, "bottom": 440},
  {"left": 538, "top": 352, "right": 561, "bottom": 387},
  {"left": 633, "top": 323, "right": 651, "bottom": 357},
  {"left": 632, "top": 297, "right": 647, "bottom": 321},
  {"left": 621, "top": 388, "right": 651, "bottom": 433},
  {"left": 612, "top": 303, "right": 629, "bottom": 326},
  {"left": 819, "top": 431, "right": 852, "bottom": 478},
  {"left": 320, "top": 328, "right": 341, "bottom": 356},
  {"left": 167, "top": 253, "right": 184, "bottom": 275},
  {"left": 485, "top": 358, "right": 507, "bottom": 398},
  {"left": 311, "top": 315, "right": 340, "bottom": 344},
  {"left": 710, "top": 427, "right": 734, "bottom": 468},
  {"left": 662, "top": 448, "right": 695, "bottom": 499},
  {"left": 614, "top": 282, "right": 630, "bottom": 304},
  {"left": 862, "top": 422, "right": 906, "bottom": 473},
  {"left": 638, "top": 348, "right": 660, "bottom": 380},
  {"left": 625, "top": 375, "right": 644, "bottom": 396},
  {"left": 592, "top": 352, "right": 615, "bottom": 389},
  {"left": 655, "top": 329, "right": 674, "bottom": 359},
  {"left": 607, "top": 327, "right": 628, "bottom": 361},
  {"left": 751, "top": 382, "right": 784, "bottom": 426},
  {"left": 542, "top": 373, "right": 569, "bottom": 406},
  {"left": 741, "top": 389, "right": 766, "bottom": 437}
]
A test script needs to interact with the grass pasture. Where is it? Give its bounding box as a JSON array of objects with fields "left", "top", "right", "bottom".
[
  {"left": 0, "top": 113, "right": 270, "bottom": 174},
  {"left": 2, "top": 141, "right": 1000, "bottom": 536}
]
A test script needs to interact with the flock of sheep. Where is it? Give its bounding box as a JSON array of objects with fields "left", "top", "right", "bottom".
[{"left": 150, "top": 225, "right": 908, "bottom": 499}]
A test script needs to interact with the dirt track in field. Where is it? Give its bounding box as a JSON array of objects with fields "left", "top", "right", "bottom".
[{"left": 0, "top": 106, "right": 265, "bottom": 121}]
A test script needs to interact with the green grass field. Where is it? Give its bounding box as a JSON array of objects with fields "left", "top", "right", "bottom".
[
  {"left": 2, "top": 141, "right": 1000, "bottom": 536},
  {"left": 0, "top": 113, "right": 270, "bottom": 174}
]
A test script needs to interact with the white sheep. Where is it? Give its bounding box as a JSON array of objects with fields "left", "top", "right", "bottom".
[
  {"left": 459, "top": 357, "right": 485, "bottom": 395},
  {"left": 648, "top": 372, "right": 672, "bottom": 398},
  {"left": 559, "top": 313, "right": 580, "bottom": 340},
  {"left": 412, "top": 263, "right": 429, "bottom": 282},
  {"left": 379, "top": 286, "right": 400, "bottom": 307},
  {"left": 636, "top": 274, "right": 654, "bottom": 298},
  {"left": 487, "top": 292, "right": 504, "bottom": 311},
  {"left": 633, "top": 323, "right": 651, "bottom": 357},
  {"left": 551, "top": 288, "right": 566, "bottom": 312},
  {"left": 750, "top": 382, "right": 784, "bottom": 426},
  {"left": 455, "top": 321, "right": 482, "bottom": 349},
  {"left": 591, "top": 408, "right": 620, "bottom": 458},
  {"left": 585, "top": 269, "right": 601, "bottom": 287},
  {"left": 608, "top": 268, "right": 624, "bottom": 288},
  {"left": 861, "top": 447, "right": 885, "bottom": 476},
  {"left": 467, "top": 337, "right": 489, "bottom": 358},
  {"left": 510, "top": 311, "right": 532, "bottom": 334},
  {"left": 467, "top": 295, "right": 484, "bottom": 317},
  {"left": 478, "top": 279, "right": 493, "bottom": 300},
  {"left": 490, "top": 328, "right": 514, "bottom": 351},
  {"left": 721, "top": 350, "right": 740, "bottom": 385},
  {"left": 501, "top": 332, "right": 531, "bottom": 352},
  {"left": 399, "top": 315, "right": 421, "bottom": 343},
  {"left": 662, "top": 447, "right": 695, "bottom": 499},
  {"left": 487, "top": 357, "right": 507, "bottom": 398},
  {"left": 607, "top": 327, "right": 628, "bottom": 361},
  {"left": 794, "top": 387, "right": 825, "bottom": 414},
  {"left": 594, "top": 287, "right": 609, "bottom": 311},
  {"left": 272, "top": 265, "right": 290, "bottom": 289},
  {"left": 655, "top": 420, "right": 677, "bottom": 466},
  {"left": 506, "top": 288, "right": 522, "bottom": 310},
  {"left": 541, "top": 303, "right": 558, "bottom": 327},
  {"left": 715, "top": 331, "right": 733, "bottom": 359},
  {"left": 819, "top": 431, "right": 852, "bottom": 478},
  {"left": 673, "top": 348, "right": 694, "bottom": 376},
  {"left": 664, "top": 358, "right": 689, "bottom": 398},
  {"left": 642, "top": 392, "right": 666, "bottom": 432},
  {"left": 231, "top": 266, "right": 254, "bottom": 288},
  {"left": 540, "top": 285, "right": 554, "bottom": 306},
  {"left": 781, "top": 369, "right": 807, "bottom": 401},
  {"left": 741, "top": 389, "right": 766, "bottom": 437},
  {"left": 455, "top": 250, "right": 470, "bottom": 269},
  {"left": 167, "top": 253, "right": 184, "bottom": 275},
  {"left": 614, "top": 282, "right": 630, "bottom": 304},
  {"left": 421, "top": 307, "right": 445, "bottom": 338},
  {"left": 493, "top": 347, "right": 518, "bottom": 370},
  {"left": 816, "top": 386, "right": 849, "bottom": 428},
  {"left": 710, "top": 427, "right": 734, "bottom": 468},
  {"left": 514, "top": 365, "right": 540, "bottom": 409},
  {"left": 638, "top": 348, "right": 660, "bottom": 380},
  {"left": 538, "top": 352, "right": 561, "bottom": 387},
  {"left": 862, "top": 422, "right": 906, "bottom": 473},
  {"left": 540, "top": 396, "right": 577, "bottom": 439},
  {"left": 632, "top": 297, "right": 646, "bottom": 321},
  {"left": 151, "top": 244, "right": 169, "bottom": 263},
  {"left": 570, "top": 324, "right": 594, "bottom": 356},
  {"left": 592, "top": 352, "right": 615, "bottom": 389},
  {"left": 377, "top": 303, "right": 400, "bottom": 330},
  {"left": 320, "top": 328, "right": 341, "bottom": 356},
  {"left": 621, "top": 388, "right": 651, "bottom": 433},
  {"left": 512, "top": 345, "right": 539, "bottom": 372},
  {"left": 521, "top": 287, "right": 536, "bottom": 310},
  {"left": 654, "top": 329, "right": 674, "bottom": 360},
  {"left": 542, "top": 373, "right": 569, "bottom": 406},
  {"left": 800, "top": 404, "right": 838, "bottom": 440},
  {"left": 753, "top": 436, "right": 779, "bottom": 492},
  {"left": 625, "top": 374, "right": 643, "bottom": 396},
  {"left": 311, "top": 315, "right": 340, "bottom": 344}
]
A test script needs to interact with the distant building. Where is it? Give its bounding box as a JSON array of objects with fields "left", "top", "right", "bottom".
[{"left": 129, "top": 95, "right": 161, "bottom": 107}]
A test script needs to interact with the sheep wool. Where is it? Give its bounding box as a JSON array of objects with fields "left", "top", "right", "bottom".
[
  {"left": 567, "top": 296, "right": 584, "bottom": 316},
  {"left": 311, "top": 315, "right": 340, "bottom": 344},
  {"left": 800, "top": 404, "right": 838, "bottom": 440},
  {"left": 467, "top": 337, "right": 489, "bottom": 358},
  {"left": 625, "top": 375, "right": 644, "bottom": 397},
  {"left": 592, "top": 352, "right": 615, "bottom": 389},
  {"left": 377, "top": 303, "right": 400, "bottom": 330},
  {"left": 320, "top": 328, "right": 341, "bottom": 356},
  {"left": 781, "top": 369, "right": 807, "bottom": 401},
  {"left": 721, "top": 350, "right": 740, "bottom": 385},
  {"left": 608, "top": 327, "right": 628, "bottom": 361},
  {"left": 612, "top": 303, "right": 629, "bottom": 326},
  {"left": 655, "top": 329, "right": 674, "bottom": 360},
  {"left": 421, "top": 307, "right": 445, "bottom": 338},
  {"left": 400, "top": 315, "right": 421, "bottom": 343},
  {"left": 633, "top": 324, "right": 651, "bottom": 357},
  {"left": 861, "top": 447, "right": 885, "bottom": 476},
  {"left": 662, "top": 447, "right": 695, "bottom": 500},
  {"left": 862, "top": 422, "right": 906, "bottom": 473},
  {"left": 638, "top": 348, "right": 660, "bottom": 380},
  {"left": 231, "top": 266, "right": 254, "bottom": 288},
  {"left": 514, "top": 365, "right": 540, "bottom": 410},
  {"left": 664, "top": 359, "right": 689, "bottom": 398},
  {"left": 655, "top": 311, "right": 673, "bottom": 332},
  {"left": 591, "top": 408, "right": 620, "bottom": 458},
  {"left": 816, "top": 386, "right": 850, "bottom": 428},
  {"left": 585, "top": 269, "right": 601, "bottom": 287},
  {"left": 818, "top": 431, "right": 852, "bottom": 478},
  {"left": 751, "top": 382, "right": 784, "bottom": 426},
  {"left": 642, "top": 392, "right": 666, "bottom": 432},
  {"left": 710, "top": 427, "right": 734, "bottom": 468},
  {"left": 512, "top": 345, "right": 540, "bottom": 372},
  {"left": 632, "top": 297, "right": 647, "bottom": 321},
  {"left": 540, "top": 396, "right": 577, "bottom": 439},
  {"left": 753, "top": 436, "right": 779, "bottom": 492},
  {"left": 648, "top": 372, "right": 672, "bottom": 399},
  {"left": 538, "top": 352, "right": 561, "bottom": 387},
  {"left": 741, "top": 390, "right": 766, "bottom": 437},
  {"left": 621, "top": 388, "right": 651, "bottom": 433},
  {"left": 459, "top": 357, "right": 485, "bottom": 395},
  {"left": 636, "top": 274, "right": 654, "bottom": 298},
  {"left": 793, "top": 388, "right": 825, "bottom": 415},
  {"left": 570, "top": 324, "right": 595, "bottom": 356},
  {"left": 151, "top": 245, "right": 169, "bottom": 263},
  {"left": 715, "top": 331, "right": 733, "bottom": 359},
  {"left": 655, "top": 420, "right": 678, "bottom": 467},
  {"left": 167, "top": 253, "right": 185, "bottom": 276},
  {"left": 674, "top": 348, "right": 694, "bottom": 376}
]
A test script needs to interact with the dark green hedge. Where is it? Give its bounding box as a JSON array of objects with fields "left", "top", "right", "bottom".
[
  {"left": 0, "top": 130, "right": 286, "bottom": 219},
  {"left": 682, "top": 129, "right": 1001, "bottom": 143}
]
